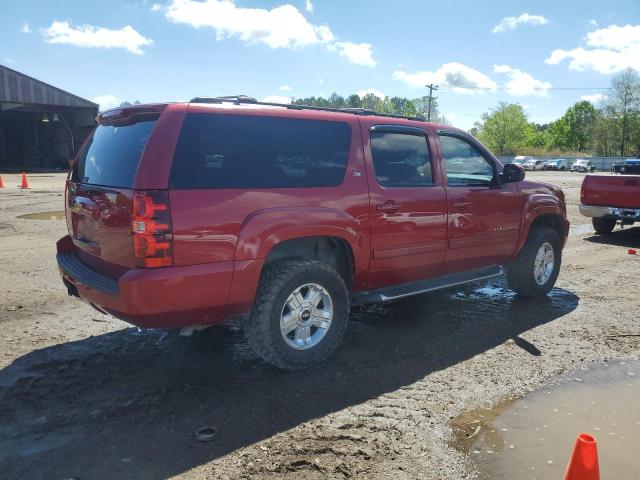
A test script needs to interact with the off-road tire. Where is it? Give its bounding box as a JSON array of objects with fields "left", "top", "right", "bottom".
[
  {"left": 507, "top": 227, "right": 562, "bottom": 298},
  {"left": 592, "top": 217, "right": 616, "bottom": 235},
  {"left": 245, "top": 259, "right": 349, "bottom": 371}
]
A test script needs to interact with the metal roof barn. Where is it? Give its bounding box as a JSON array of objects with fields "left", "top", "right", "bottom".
[{"left": 0, "top": 64, "right": 98, "bottom": 170}]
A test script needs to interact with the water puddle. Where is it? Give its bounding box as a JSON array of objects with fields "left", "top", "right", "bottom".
[
  {"left": 570, "top": 223, "right": 593, "bottom": 236},
  {"left": 451, "top": 360, "right": 640, "bottom": 479},
  {"left": 17, "top": 211, "right": 65, "bottom": 220}
]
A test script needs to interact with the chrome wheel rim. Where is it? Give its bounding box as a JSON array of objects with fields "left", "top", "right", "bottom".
[
  {"left": 534, "top": 242, "right": 555, "bottom": 285},
  {"left": 280, "top": 283, "right": 333, "bottom": 350}
]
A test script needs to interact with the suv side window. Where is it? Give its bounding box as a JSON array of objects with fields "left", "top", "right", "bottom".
[
  {"left": 170, "top": 114, "right": 351, "bottom": 189},
  {"left": 439, "top": 134, "right": 495, "bottom": 187},
  {"left": 370, "top": 131, "right": 433, "bottom": 187}
]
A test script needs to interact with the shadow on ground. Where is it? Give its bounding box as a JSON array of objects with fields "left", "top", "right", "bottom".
[
  {"left": 0, "top": 280, "right": 578, "bottom": 479},
  {"left": 583, "top": 226, "right": 640, "bottom": 248}
]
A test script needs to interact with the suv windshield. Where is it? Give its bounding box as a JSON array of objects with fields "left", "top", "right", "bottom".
[{"left": 72, "top": 120, "right": 157, "bottom": 188}]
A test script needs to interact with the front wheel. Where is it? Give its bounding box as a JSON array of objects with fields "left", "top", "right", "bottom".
[
  {"left": 244, "top": 259, "right": 349, "bottom": 371},
  {"left": 507, "top": 227, "right": 562, "bottom": 297},
  {"left": 592, "top": 217, "right": 616, "bottom": 235}
]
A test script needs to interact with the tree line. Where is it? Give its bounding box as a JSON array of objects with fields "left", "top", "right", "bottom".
[
  {"left": 474, "top": 69, "right": 640, "bottom": 157},
  {"left": 291, "top": 93, "right": 449, "bottom": 124},
  {"left": 289, "top": 68, "right": 640, "bottom": 158}
]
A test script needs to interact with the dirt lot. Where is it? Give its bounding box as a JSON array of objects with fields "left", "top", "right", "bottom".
[{"left": 0, "top": 171, "right": 638, "bottom": 479}]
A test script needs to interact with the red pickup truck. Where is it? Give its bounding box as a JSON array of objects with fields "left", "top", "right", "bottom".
[
  {"left": 580, "top": 174, "right": 640, "bottom": 234},
  {"left": 57, "top": 98, "right": 569, "bottom": 370}
]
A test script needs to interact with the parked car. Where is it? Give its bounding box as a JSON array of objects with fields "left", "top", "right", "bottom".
[
  {"left": 545, "top": 159, "right": 570, "bottom": 171},
  {"left": 580, "top": 173, "right": 640, "bottom": 234},
  {"left": 57, "top": 97, "right": 569, "bottom": 370},
  {"left": 523, "top": 159, "right": 545, "bottom": 171},
  {"left": 512, "top": 155, "right": 532, "bottom": 166},
  {"left": 571, "top": 159, "right": 594, "bottom": 172}
]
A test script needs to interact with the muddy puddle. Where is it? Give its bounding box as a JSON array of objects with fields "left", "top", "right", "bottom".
[
  {"left": 452, "top": 360, "right": 640, "bottom": 479},
  {"left": 17, "top": 211, "right": 65, "bottom": 220}
]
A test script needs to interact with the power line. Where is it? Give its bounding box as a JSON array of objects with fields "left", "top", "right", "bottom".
[{"left": 439, "top": 86, "right": 611, "bottom": 92}]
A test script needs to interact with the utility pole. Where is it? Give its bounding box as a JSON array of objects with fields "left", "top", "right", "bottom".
[{"left": 426, "top": 83, "right": 439, "bottom": 122}]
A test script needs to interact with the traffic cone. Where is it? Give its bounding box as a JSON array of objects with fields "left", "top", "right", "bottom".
[
  {"left": 563, "top": 433, "right": 600, "bottom": 480},
  {"left": 19, "top": 172, "right": 30, "bottom": 189},
  {"left": 0, "top": 174, "right": 4, "bottom": 188}
]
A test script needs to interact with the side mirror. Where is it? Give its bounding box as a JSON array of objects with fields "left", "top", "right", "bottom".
[{"left": 502, "top": 163, "right": 525, "bottom": 183}]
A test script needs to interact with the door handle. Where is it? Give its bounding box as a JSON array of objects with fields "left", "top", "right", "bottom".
[
  {"left": 452, "top": 201, "right": 470, "bottom": 211},
  {"left": 376, "top": 201, "right": 401, "bottom": 213}
]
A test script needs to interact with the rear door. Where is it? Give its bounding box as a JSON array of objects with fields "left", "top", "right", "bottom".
[
  {"left": 67, "top": 115, "right": 158, "bottom": 272},
  {"left": 438, "top": 132, "right": 524, "bottom": 272},
  {"left": 363, "top": 123, "right": 447, "bottom": 288}
]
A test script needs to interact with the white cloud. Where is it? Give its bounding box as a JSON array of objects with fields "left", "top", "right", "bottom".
[
  {"left": 151, "top": 3, "right": 163, "bottom": 11},
  {"left": 3, "top": 57, "right": 15, "bottom": 64},
  {"left": 319, "top": 78, "right": 324, "bottom": 85},
  {"left": 546, "top": 24, "right": 640, "bottom": 73},
  {"left": 91, "top": 94, "right": 121, "bottom": 110},
  {"left": 357, "top": 88, "right": 385, "bottom": 99},
  {"left": 331, "top": 41, "right": 375, "bottom": 67},
  {"left": 278, "top": 84, "right": 292, "bottom": 91},
  {"left": 581, "top": 93, "right": 608, "bottom": 104},
  {"left": 589, "top": 19, "right": 598, "bottom": 27},
  {"left": 164, "top": 0, "right": 373, "bottom": 66},
  {"left": 42, "top": 21, "right": 153, "bottom": 54},
  {"left": 21, "top": 23, "right": 31, "bottom": 34},
  {"left": 393, "top": 62, "right": 496, "bottom": 94},
  {"left": 261, "top": 95, "right": 292, "bottom": 104},
  {"left": 492, "top": 12, "right": 548, "bottom": 33},
  {"left": 493, "top": 65, "right": 551, "bottom": 96},
  {"left": 305, "top": 0, "right": 313, "bottom": 13}
]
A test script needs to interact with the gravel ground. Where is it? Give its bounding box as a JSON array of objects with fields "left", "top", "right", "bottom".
[{"left": 0, "top": 171, "right": 638, "bottom": 480}]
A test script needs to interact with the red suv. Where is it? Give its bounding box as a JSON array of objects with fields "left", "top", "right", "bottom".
[{"left": 57, "top": 97, "right": 569, "bottom": 370}]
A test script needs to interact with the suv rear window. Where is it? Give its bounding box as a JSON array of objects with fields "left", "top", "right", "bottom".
[
  {"left": 73, "top": 120, "right": 156, "bottom": 188},
  {"left": 170, "top": 114, "right": 351, "bottom": 189}
]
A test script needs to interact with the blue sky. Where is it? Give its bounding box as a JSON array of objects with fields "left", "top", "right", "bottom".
[{"left": 2, "top": 0, "right": 639, "bottom": 129}]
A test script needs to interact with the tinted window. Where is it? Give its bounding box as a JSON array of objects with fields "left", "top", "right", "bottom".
[
  {"left": 370, "top": 132, "right": 433, "bottom": 187},
  {"left": 439, "top": 135, "right": 494, "bottom": 186},
  {"left": 170, "top": 114, "right": 350, "bottom": 189},
  {"left": 74, "top": 120, "right": 156, "bottom": 188}
]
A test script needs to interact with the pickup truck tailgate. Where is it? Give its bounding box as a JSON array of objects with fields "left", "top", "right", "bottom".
[{"left": 581, "top": 174, "right": 640, "bottom": 209}]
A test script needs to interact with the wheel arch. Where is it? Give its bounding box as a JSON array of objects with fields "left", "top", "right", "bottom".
[{"left": 516, "top": 201, "right": 568, "bottom": 255}]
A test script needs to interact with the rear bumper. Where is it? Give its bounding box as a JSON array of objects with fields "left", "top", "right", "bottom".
[
  {"left": 56, "top": 236, "right": 260, "bottom": 328},
  {"left": 579, "top": 204, "right": 640, "bottom": 221}
]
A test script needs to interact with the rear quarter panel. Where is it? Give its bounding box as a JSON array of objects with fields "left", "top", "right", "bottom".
[{"left": 166, "top": 107, "right": 372, "bottom": 293}]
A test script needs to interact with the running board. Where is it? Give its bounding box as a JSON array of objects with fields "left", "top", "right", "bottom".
[{"left": 351, "top": 265, "right": 506, "bottom": 305}]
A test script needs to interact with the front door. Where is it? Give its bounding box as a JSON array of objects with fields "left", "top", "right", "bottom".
[
  {"left": 364, "top": 124, "right": 448, "bottom": 288},
  {"left": 438, "top": 132, "right": 524, "bottom": 272}
]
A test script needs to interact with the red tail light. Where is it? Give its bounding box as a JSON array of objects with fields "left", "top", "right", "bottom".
[
  {"left": 580, "top": 178, "right": 587, "bottom": 203},
  {"left": 132, "top": 191, "right": 173, "bottom": 268}
]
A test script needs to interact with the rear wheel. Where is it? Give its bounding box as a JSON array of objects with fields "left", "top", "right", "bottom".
[
  {"left": 507, "top": 227, "right": 561, "bottom": 297},
  {"left": 592, "top": 217, "right": 616, "bottom": 235},
  {"left": 245, "top": 259, "right": 349, "bottom": 371}
]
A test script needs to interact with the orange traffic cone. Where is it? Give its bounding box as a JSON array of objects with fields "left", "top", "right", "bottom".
[
  {"left": 19, "top": 172, "right": 30, "bottom": 189},
  {"left": 564, "top": 433, "right": 600, "bottom": 480},
  {"left": 0, "top": 174, "right": 4, "bottom": 188}
]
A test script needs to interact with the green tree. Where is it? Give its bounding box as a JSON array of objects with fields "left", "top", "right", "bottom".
[
  {"left": 476, "top": 103, "right": 529, "bottom": 155},
  {"left": 563, "top": 100, "right": 598, "bottom": 151},
  {"left": 604, "top": 68, "right": 640, "bottom": 156},
  {"left": 346, "top": 94, "right": 361, "bottom": 108}
]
